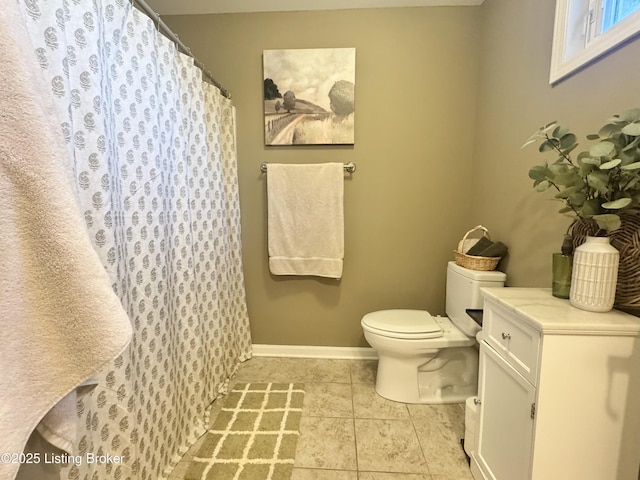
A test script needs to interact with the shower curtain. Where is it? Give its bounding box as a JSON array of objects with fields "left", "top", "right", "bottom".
[{"left": 16, "top": 0, "right": 252, "bottom": 478}]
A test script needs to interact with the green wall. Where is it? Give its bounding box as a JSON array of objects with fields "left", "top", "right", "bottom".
[
  {"left": 164, "top": 0, "right": 640, "bottom": 346},
  {"left": 471, "top": 0, "right": 640, "bottom": 286}
]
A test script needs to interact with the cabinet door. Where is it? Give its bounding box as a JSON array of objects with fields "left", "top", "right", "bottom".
[{"left": 476, "top": 342, "right": 536, "bottom": 480}]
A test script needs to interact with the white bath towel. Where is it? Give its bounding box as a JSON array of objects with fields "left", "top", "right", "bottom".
[
  {"left": 0, "top": 4, "right": 132, "bottom": 480},
  {"left": 267, "top": 163, "right": 344, "bottom": 279}
]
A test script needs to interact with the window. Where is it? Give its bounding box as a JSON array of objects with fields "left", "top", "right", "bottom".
[
  {"left": 549, "top": 0, "right": 640, "bottom": 83},
  {"left": 602, "top": 0, "right": 640, "bottom": 30}
]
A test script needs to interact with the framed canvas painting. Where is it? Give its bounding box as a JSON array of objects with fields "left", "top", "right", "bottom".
[{"left": 263, "top": 48, "right": 355, "bottom": 145}]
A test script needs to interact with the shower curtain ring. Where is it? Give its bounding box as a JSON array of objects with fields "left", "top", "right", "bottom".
[{"left": 153, "top": 11, "right": 160, "bottom": 31}]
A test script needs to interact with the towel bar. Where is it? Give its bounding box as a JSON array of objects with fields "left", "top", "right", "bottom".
[{"left": 260, "top": 162, "right": 356, "bottom": 173}]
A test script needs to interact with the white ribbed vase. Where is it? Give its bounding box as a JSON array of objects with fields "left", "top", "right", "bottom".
[{"left": 569, "top": 236, "right": 619, "bottom": 312}]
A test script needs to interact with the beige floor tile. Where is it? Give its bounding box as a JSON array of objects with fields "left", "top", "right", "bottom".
[
  {"left": 234, "top": 357, "right": 304, "bottom": 382},
  {"left": 350, "top": 359, "right": 377, "bottom": 384},
  {"left": 296, "top": 358, "right": 352, "bottom": 383},
  {"left": 407, "top": 403, "right": 465, "bottom": 439},
  {"left": 303, "top": 382, "right": 354, "bottom": 418},
  {"left": 355, "top": 419, "right": 428, "bottom": 474},
  {"left": 291, "top": 467, "right": 358, "bottom": 479},
  {"left": 235, "top": 357, "right": 352, "bottom": 383},
  {"left": 412, "top": 411, "right": 472, "bottom": 478},
  {"left": 168, "top": 358, "right": 475, "bottom": 480},
  {"left": 352, "top": 383, "right": 410, "bottom": 420},
  {"left": 358, "top": 473, "right": 431, "bottom": 480},
  {"left": 295, "top": 416, "right": 357, "bottom": 470},
  {"left": 431, "top": 474, "right": 473, "bottom": 480}
]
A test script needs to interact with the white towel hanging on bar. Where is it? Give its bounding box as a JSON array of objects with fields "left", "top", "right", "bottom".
[{"left": 267, "top": 163, "right": 345, "bottom": 279}]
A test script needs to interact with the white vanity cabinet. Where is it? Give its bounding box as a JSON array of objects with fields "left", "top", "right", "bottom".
[{"left": 470, "top": 288, "right": 640, "bottom": 480}]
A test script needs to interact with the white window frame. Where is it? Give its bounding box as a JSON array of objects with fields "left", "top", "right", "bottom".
[{"left": 550, "top": 0, "right": 640, "bottom": 84}]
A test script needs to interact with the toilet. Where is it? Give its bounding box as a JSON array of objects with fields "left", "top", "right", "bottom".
[{"left": 361, "top": 261, "right": 506, "bottom": 404}]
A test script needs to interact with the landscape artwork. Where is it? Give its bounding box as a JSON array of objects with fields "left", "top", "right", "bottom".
[{"left": 263, "top": 48, "right": 356, "bottom": 145}]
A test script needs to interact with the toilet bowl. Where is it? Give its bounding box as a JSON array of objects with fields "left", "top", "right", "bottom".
[{"left": 361, "top": 261, "right": 506, "bottom": 404}]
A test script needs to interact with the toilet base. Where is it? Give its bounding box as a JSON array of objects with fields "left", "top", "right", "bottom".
[{"left": 375, "top": 346, "right": 478, "bottom": 404}]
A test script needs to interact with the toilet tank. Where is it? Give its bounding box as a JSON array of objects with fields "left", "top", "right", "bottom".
[{"left": 445, "top": 261, "right": 506, "bottom": 337}]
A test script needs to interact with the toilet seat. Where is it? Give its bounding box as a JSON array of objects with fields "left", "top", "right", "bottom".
[{"left": 361, "top": 309, "right": 443, "bottom": 340}]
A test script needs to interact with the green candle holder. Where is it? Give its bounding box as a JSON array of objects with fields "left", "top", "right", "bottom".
[{"left": 552, "top": 253, "right": 572, "bottom": 299}]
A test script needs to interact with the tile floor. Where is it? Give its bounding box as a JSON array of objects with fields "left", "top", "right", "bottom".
[{"left": 169, "top": 357, "right": 474, "bottom": 480}]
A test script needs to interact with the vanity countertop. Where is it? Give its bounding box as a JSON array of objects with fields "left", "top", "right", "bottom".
[{"left": 481, "top": 287, "right": 640, "bottom": 336}]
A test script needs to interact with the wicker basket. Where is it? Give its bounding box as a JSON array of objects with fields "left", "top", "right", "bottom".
[
  {"left": 569, "top": 214, "right": 640, "bottom": 315},
  {"left": 454, "top": 225, "right": 501, "bottom": 271}
]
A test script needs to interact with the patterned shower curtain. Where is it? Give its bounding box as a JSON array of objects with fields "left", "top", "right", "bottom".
[{"left": 16, "top": 0, "right": 252, "bottom": 479}]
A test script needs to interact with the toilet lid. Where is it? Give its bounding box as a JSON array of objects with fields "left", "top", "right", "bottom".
[{"left": 362, "top": 309, "right": 443, "bottom": 339}]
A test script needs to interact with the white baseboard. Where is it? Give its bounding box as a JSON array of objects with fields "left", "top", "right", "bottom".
[
  {"left": 470, "top": 453, "right": 486, "bottom": 480},
  {"left": 251, "top": 344, "right": 378, "bottom": 360}
]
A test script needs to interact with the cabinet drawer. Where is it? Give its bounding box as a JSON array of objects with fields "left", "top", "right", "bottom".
[{"left": 483, "top": 299, "right": 541, "bottom": 385}]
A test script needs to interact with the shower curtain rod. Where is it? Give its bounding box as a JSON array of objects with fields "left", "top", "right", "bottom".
[{"left": 132, "top": 0, "right": 231, "bottom": 99}]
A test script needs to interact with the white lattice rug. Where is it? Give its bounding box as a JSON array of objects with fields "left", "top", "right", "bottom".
[{"left": 185, "top": 383, "right": 305, "bottom": 480}]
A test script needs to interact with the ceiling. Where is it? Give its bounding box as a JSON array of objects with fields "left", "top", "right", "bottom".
[{"left": 143, "top": 0, "right": 483, "bottom": 16}]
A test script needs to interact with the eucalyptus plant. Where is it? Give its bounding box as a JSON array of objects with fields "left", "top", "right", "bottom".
[{"left": 522, "top": 108, "right": 640, "bottom": 234}]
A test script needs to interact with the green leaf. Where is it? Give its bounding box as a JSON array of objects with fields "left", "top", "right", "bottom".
[
  {"left": 598, "top": 123, "right": 621, "bottom": 138},
  {"left": 554, "top": 186, "right": 578, "bottom": 198},
  {"left": 622, "top": 136, "right": 640, "bottom": 151},
  {"left": 621, "top": 161, "right": 640, "bottom": 170},
  {"left": 622, "top": 122, "right": 640, "bottom": 136},
  {"left": 560, "top": 143, "right": 579, "bottom": 156},
  {"left": 630, "top": 148, "right": 640, "bottom": 161},
  {"left": 581, "top": 157, "right": 601, "bottom": 166},
  {"left": 586, "top": 134, "right": 601, "bottom": 140},
  {"left": 569, "top": 192, "right": 587, "bottom": 206},
  {"left": 541, "top": 121, "right": 558, "bottom": 134},
  {"left": 522, "top": 122, "right": 557, "bottom": 148},
  {"left": 599, "top": 159, "right": 622, "bottom": 170},
  {"left": 556, "top": 174, "right": 578, "bottom": 187},
  {"left": 528, "top": 165, "right": 549, "bottom": 180},
  {"left": 559, "top": 133, "right": 577, "bottom": 149},
  {"left": 535, "top": 180, "right": 551, "bottom": 192},
  {"left": 539, "top": 139, "right": 559, "bottom": 152},
  {"left": 553, "top": 125, "right": 570, "bottom": 138},
  {"left": 579, "top": 163, "right": 596, "bottom": 176},
  {"left": 619, "top": 149, "right": 638, "bottom": 164},
  {"left": 587, "top": 171, "right": 610, "bottom": 193},
  {"left": 625, "top": 177, "right": 640, "bottom": 190},
  {"left": 581, "top": 199, "right": 602, "bottom": 216},
  {"left": 602, "top": 197, "right": 632, "bottom": 209},
  {"left": 589, "top": 141, "right": 616, "bottom": 158},
  {"left": 548, "top": 163, "right": 569, "bottom": 175},
  {"left": 593, "top": 214, "right": 621, "bottom": 232},
  {"left": 618, "top": 108, "right": 640, "bottom": 122}
]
